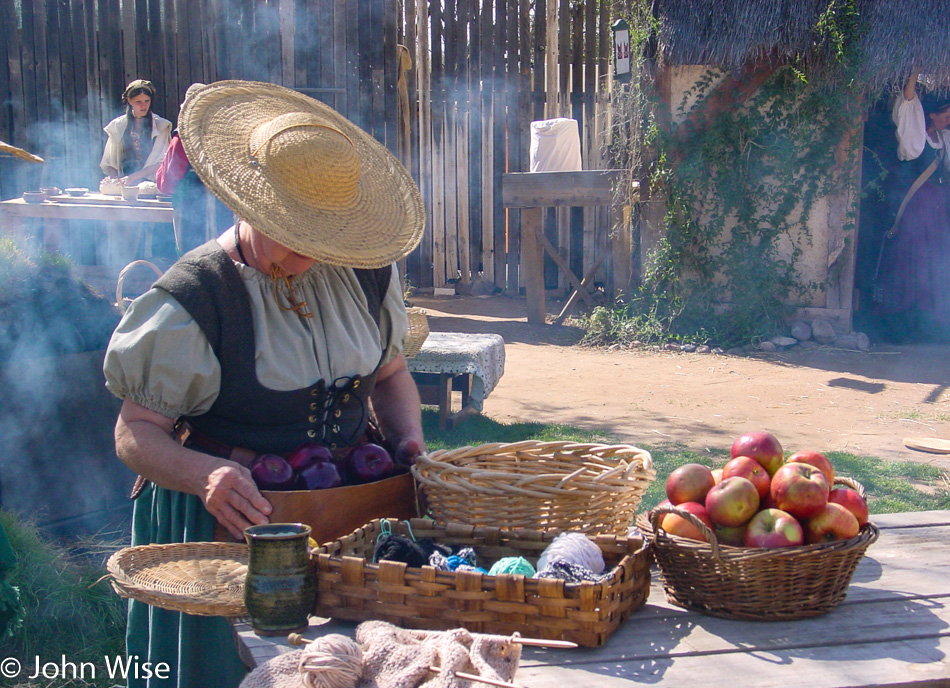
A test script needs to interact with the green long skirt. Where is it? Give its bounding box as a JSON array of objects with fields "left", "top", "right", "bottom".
[{"left": 126, "top": 483, "right": 248, "bottom": 688}]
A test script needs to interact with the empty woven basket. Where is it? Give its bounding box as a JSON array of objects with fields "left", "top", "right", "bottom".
[
  {"left": 412, "top": 440, "right": 655, "bottom": 535},
  {"left": 403, "top": 307, "right": 430, "bottom": 359}
]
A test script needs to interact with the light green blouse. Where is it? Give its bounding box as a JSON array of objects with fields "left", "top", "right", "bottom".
[{"left": 104, "top": 260, "right": 408, "bottom": 420}]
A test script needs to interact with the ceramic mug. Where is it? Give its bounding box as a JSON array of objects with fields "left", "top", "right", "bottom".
[
  {"left": 121, "top": 186, "right": 139, "bottom": 201},
  {"left": 243, "top": 523, "right": 315, "bottom": 636}
]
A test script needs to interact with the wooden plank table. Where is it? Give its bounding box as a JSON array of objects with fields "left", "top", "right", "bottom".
[
  {"left": 0, "top": 193, "right": 174, "bottom": 295},
  {"left": 232, "top": 510, "right": 950, "bottom": 687}
]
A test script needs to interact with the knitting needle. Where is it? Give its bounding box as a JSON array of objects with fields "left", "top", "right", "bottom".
[
  {"left": 429, "top": 667, "right": 524, "bottom": 688},
  {"left": 510, "top": 637, "right": 578, "bottom": 648}
]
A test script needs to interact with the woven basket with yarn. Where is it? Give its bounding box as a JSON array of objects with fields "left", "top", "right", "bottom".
[
  {"left": 403, "top": 307, "right": 429, "bottom": 359},
  {"left": 636, "top": 476, "right": 878, "bottom": 620},
  {"left": 106, "top": 542, "right": 248, "bottom": 617},
  {"left": 412, "top": 441, "right": 655, "bottom": 535},
  {"left": 312, "top": 518, "right": 652, "bottom": 647}
]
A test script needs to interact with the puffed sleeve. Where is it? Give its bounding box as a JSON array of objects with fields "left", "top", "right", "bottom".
[
  {"left": 103, "top": 288, "right": 222, "bottom": 419},
  {"left": 378, "top": 264, "right": 410, "bottom": 366},
  {"left": 893, "top": 95, "right": 927, "bottom": 161},
  {"left": 144, "top": 115, "right": 174, "bottom": 170},
  {"left": 99, "top": 117, "right": 123, "bottom": 174}
]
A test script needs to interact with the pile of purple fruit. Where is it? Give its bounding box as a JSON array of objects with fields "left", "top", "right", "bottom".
[{"left": 249, "top": 442, "right": 401, "bottom": 491}]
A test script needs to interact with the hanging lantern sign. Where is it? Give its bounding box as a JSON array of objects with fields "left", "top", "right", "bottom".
[{"left": 612, "top": 19, "right": 631, "bottom": 83}]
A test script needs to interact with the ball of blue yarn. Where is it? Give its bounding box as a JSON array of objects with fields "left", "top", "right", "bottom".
[{"left": 488, "top": 556, "right": 536, "bottom": 577}]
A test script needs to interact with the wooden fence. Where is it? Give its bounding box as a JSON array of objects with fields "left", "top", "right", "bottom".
[{"left": 0, "top": 0, "right": 621, "bottom": 294}]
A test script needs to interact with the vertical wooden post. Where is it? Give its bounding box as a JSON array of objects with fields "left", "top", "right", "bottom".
[{"left": 521, "top": 206, "right": 545, "bottom": 324}]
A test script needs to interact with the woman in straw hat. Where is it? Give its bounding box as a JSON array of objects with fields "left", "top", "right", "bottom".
[{"left": 103, "top": 80, "right": 427, "bottom": 687}]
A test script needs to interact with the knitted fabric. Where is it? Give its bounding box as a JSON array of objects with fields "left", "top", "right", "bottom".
[
  {"left": 238, "top": 622, "right": 521, "bottom": 688},
  {"left": 374, "top": 535, "right": 452, "bottom": 568},
  {"left": 534, "top": 560, "right": 612, "bottom": 583},
  {"left": 357, "top": 621, "right": 521, "bottom": 688}
]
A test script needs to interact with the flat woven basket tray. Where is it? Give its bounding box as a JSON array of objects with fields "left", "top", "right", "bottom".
[
  {"left": 313, "top": 518, "right": 652, "bottom": 647},
  {"left": 106, "top": 542, "right": 249, "bottom": 617},
  {"left": 636, "top": 477, "right": 878, "bottom": 620},
  {"left": 412, "top": 441, "right": 655, "bottom": 535}
]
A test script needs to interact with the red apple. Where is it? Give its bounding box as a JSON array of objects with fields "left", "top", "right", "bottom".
[
  {"left": 803, "top": 502, "right": 860, "bottom": 544},
  {"left": 249, "top": 454, "right": 295, "bottom": 490},
  {"left": 666, "top": 463, "right": 716, "bottom": 505},
  {"left": 770, "top": 463, "right": 829, "bottom": 520},
  {"left": 786, "top": 450, "right": 835, "bottom": 485},
  {"left": 827, "top": 487, "right": 869, "bottom": 528},
  {"left": 744, "top": 508, "right": 804, "bottom": 548},
  {"left": 286, "top": 441, "right": 334, "bottom": 473},
  {"left": 713, "top": 522, "right": 747, "bottom": 547},
  {"left": 705, "top": 476, "right": 760, "bottom": 527},
  {"left": 659, "top": 502, "right": 713, "bottom": 542},
  {"left": 731, "top": 431, "right": 784, "bottom": 476},
  {"left": 722, "top": 456, "right": 770, "bottom": 500},
  {"left": 343, "top": 443, "right": 395, "bottom": 484}
]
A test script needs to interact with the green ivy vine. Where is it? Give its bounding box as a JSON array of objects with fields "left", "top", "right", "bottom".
[{"left": 595, "top": 0, "right": 865, "bottom": 349}]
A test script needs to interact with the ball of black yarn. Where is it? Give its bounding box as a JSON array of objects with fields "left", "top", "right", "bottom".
[{"left": 374, "top": 535, "right": 451, "bottom": 567}]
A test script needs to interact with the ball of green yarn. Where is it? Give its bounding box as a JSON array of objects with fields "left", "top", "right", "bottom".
[{"left": 488, "top": 556, "right": 536, "bottom": 577}]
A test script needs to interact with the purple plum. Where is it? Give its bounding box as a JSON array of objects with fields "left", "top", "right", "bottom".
[
  {"left": 286, "top": 442, "right": 334, "bottom": 473},
  {"left": 298, "top": 460, "right": 344, "bottom": 490},
  {"left": 249, "top": 454, "right": 295, "bottom": 490},
  {"left": 343, "top": 443, "right": 395, "bottom": 484}
]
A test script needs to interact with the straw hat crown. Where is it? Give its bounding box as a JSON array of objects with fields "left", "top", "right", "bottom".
[{"left": 179, "top": 80, "right": 424, "bottom": 269}]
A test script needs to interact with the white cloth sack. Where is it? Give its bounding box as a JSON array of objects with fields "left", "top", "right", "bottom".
[{"left": 529, "top": 118, "right": 582, "bottom": 172}]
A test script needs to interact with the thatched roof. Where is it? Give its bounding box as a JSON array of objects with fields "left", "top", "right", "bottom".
[{"left": 653, "top": 0, "right": 950, "bottom": 93}]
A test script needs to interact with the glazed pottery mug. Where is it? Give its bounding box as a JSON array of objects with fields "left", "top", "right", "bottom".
[{"left": 243, "top": 523, "right": 315, "bottom": 636}]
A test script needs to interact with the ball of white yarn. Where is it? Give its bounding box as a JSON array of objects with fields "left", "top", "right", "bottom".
[
  {"left": 537, "top": 532, "right": 605, "bottom": 573},
  {"left": 298, "top": 634, "right": 363, "bottom": 688}
]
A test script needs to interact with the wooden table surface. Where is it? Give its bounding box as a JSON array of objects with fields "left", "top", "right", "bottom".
[
  {"left": 232, "top": 510, "right": 950, "bottom": 687},
  {"left": 0, "top": 193, "right": 172, "bottom": 223}
]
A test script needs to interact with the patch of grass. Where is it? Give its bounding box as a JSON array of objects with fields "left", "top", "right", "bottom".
[
  {"left": 0, "top": 510, "right": 126, "bottom": 688},
  {"left": 422, "top": 410, "right": 950, "bottom": 515}
]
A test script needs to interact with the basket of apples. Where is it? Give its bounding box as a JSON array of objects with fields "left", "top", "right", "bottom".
[
  {"left": 247, "top": 441, "right": 417, "bottom": 546},
  {"left": 637, "top": 431, "right": 879, "bottom": 620}
]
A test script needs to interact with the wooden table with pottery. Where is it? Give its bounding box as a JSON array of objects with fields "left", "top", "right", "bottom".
[{"left": 232, "top": 510, "right": 950, "bottom": 687}]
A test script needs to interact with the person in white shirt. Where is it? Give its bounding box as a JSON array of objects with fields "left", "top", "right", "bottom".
[
  {"left": 874, "top": 69, "right": 950, "bottom": 342},
  {"left": 100, "top": 79, "right": 172, "bottom": 186}
]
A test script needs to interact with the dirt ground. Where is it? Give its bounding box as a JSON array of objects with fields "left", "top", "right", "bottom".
[{"left": 412, "top": 294, "right": 950, "bottom": 471}]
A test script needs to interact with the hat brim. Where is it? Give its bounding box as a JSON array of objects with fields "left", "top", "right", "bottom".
[{"left": 179, "top": 80, "right": 424, "bottom": 269}]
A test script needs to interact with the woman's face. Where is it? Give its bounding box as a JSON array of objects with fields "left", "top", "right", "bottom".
[
  {"left": 126, "top": 93, "right": 152, "bottom": 119},
  {"left": 929, "top": 107, "right": 950, "bottom": 132},
  {"left": 246, "top": 224, "right": 316, "bottom": 276}
]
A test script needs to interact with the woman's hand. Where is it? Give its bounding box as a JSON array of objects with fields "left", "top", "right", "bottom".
[
  {"left": 201, "top": 463, "right": 273, "bottom": 540},
  {"left": 114, "top": 399, "right": 273, "bottom": 539}
]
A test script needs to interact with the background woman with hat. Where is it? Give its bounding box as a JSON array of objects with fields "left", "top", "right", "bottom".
[
  {"left": 103, "top": 80, "right": 426, "bottom": 687},
  {"left": 874, "top": 67, "right": 950, "bottom": 342},
  {"left": 100, "top": 79, "right": 172, "bottom": 186}
]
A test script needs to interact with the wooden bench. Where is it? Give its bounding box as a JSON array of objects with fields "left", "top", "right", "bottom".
[{"left": 406, "top": 332, "right": 505, "bottom": 430}]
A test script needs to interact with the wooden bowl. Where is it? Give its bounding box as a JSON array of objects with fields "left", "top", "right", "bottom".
[
  {"left": 22, "top": 191, "right": 46, "bottom": 203},
  {"left": 64, "top": 187, "right": 88, "bottom": 197}
]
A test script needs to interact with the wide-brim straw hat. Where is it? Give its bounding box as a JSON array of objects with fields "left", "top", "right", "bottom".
[{"left": 178, "top": 80, "right": 425, "bottom": 268}]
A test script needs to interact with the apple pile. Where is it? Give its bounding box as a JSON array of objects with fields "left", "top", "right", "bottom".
[
  {"left": 659, "top": 431, "right": 869, "bottom": 548},
  {"left": 248, "top": 441, "right": 397, "bottom": 491}
]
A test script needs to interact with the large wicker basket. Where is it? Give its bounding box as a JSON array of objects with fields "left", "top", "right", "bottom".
[
  {"left": 312, "top": 518, "right": 652, "bottom": 647},
  {"left": 106, "top": 542, "right": 249, "bottom": 617},
  {"left": 636, "top": 477, "right": 878, "bottom": 620},
  {"left": 412, "top": 441, "right": 655, "bottom": 535}
]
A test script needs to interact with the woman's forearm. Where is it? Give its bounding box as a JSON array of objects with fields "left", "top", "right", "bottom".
[
  {"left": 904, "top": 69, "right": 919, "bottom": 101},
  {"left": 115, "top": 399, "right": 272, "bottom": 538},
  {"left": 371, "top": 355, "right": 425, "bottom": 461}
]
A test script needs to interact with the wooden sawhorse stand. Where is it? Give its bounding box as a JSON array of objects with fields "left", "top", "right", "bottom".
[{"left": 501, "top": 170, "right": 639, "bottom": 325}]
